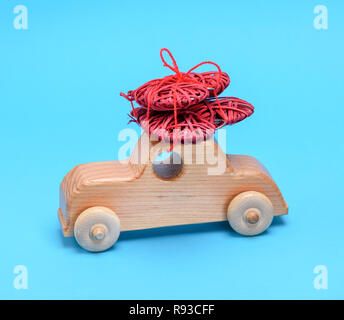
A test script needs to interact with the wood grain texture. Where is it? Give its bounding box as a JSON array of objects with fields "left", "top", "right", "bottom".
[{"left": 58, "top": 133, "right": 288, "bottom": 237}]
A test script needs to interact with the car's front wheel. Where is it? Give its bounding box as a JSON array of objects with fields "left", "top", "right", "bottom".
[
  {"left": 227, "top": 191, "right": 274, "bottom": 236},
  {"left": 74, "top": 206, "right": 120, "bottom": 252}
]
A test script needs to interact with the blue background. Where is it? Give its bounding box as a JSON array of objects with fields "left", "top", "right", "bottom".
[{"left": 0, "top": 0, "right": 343, "bottom": 299}]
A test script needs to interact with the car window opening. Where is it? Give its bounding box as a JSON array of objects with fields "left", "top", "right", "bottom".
[{"left": 152, "top": 152, "right": 183, "bottom": 180}]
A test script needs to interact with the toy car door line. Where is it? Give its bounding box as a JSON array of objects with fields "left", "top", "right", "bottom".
[{"left": 58, "top": 133, "right": 288, "bottom": 252}]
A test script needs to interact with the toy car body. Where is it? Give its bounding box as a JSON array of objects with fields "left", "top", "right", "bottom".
[{"left": 58, "top": 133, "right": 288, "bottom": 252}]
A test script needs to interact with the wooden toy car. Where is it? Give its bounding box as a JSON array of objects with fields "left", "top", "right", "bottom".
[{"left": 58, "top": 133, "right": 288, "bottom": 252}]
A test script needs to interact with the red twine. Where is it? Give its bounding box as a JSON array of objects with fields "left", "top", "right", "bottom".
[
  {"left": 121, "top": 49, "right": 254, "bottom": 143},
  {"left": 129, "top": 97, "right": 254, "bottom": 143}
]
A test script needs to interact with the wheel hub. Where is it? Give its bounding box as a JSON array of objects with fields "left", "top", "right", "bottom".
[
  {"left": 90, "top": 225, "right": 106, "bottom": 241},
  {"left": 245, "top": 209, "right": 260, "bottom": 224}
]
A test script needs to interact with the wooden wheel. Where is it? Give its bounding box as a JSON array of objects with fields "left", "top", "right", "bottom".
[
  {"left": 74, "top": 207, "right": 120, "bottom": 252},
  {"left": 227, "top": 191, "right": 274, "bottom": 236}
]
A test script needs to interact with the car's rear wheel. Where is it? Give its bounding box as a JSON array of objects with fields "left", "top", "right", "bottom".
[
  {"left": 74, "top": 206, "right": 120, "bottom": 252},
  {"left": 227, "top": 191, "right": 274, "bottom": 236}
]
